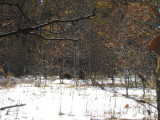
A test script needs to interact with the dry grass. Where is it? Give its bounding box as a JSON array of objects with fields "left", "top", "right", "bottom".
[{"left": 0, "top": 79, "right": 17, "bottom": 88}]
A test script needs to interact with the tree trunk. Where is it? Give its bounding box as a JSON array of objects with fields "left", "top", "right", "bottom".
[
  {"left": 74, "top": 41, "right": 80, "bottom": 86},
  {"left": 155, "top": 57, "right": 160, "bottom": 120},
  {"left": 0, "top": 4, "right": 2, "bottom": 33},
  {"left": 156, "top": 83, "right": 160, "bottom": 120},
  {"left": 134, "top": 74, "right": 137, "bottom": 88},
  {"left": 14, "top": 0, "right": 28, "bottom": 76}
]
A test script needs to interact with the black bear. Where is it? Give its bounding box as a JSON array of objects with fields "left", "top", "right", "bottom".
[
  {"left": 59, "top": 73, "right": 73, "bottom": 84},
  {"left": 59, "top": 73, "right": 73, "bottom": 79},
  {"left": 79, "top": 70, "right": 85, "bottom": 79}
]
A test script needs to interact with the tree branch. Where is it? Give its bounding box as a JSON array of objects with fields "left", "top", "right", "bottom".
[
  {"left": 29, "top": 32, "right": 80, "bottom": 41},
  {"left": 0, "top": 2, "right": 18, "bottom": 6},
  {"left": 0, "top": 104, "right": 26, "bottom": 110},
  {"left": 0, "top": 10, "right": 95, "bottom": 39},
  {"left": 27, "top": 11, "right": 95, "bottom": 30},
  {"left": 0, "top": 2, "right": 36, "bottom": 24},
  {"left": 93, "top": 79, "right": 157, "bottom": 109}
]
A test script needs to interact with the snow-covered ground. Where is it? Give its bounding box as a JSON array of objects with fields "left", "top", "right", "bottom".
[{"left": 0, "top": 77, "right": 158, "bottom": 120}]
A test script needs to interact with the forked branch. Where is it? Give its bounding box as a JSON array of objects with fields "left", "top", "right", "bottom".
[{"left": 0, "top": 9, "right": 95, "bottom": 40}]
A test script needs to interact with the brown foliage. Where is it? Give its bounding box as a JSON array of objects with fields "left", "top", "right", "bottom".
[
  {"left": 124, "top": 104, "right": 129, "bottom": 109},
  {"left": 0, "top": 79, "right": 9, "bottom": 86},
  {"left": 0, "top": 79, "right": 16, "bottom": 88},
  {"left": 149, "top": 34, "right": 160, "bottom": 56}
]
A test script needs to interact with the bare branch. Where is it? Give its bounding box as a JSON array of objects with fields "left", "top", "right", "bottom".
[
  {"left": 2, "top": 20, "right": 15, "bottom": 28},
  {"left": 31, "top": 12, "right": 95, "bottom": 30},
  {"left": 93, "top": 79, "right": 157, "bottom": 109},
  {"left": 40, "top": 28, "right": 63, "bottom": 34},
  {"left": 0, "top": 2, "right": 18, "bottom": 6},
  {"left": 0, "top": 30, "right": 19, "bottom": 37},
  {"left": 0, "top": 10, "right": 95, "bottom": 38},
  {"left": 137, "top": 72, "right": 147, "bottom": 82},
  {"left": 0, "top": 2, "right": 35, "bottom": 24},
  {"left": 29, "top": 32, "right": 80, "bottom": 41},
  {"left": 0, "top": 104, "right": 26, "bottom": 110}
]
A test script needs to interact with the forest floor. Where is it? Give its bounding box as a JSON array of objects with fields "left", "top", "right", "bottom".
[{"left": 0, "top": 76, "right": 158, "bottom": 120}]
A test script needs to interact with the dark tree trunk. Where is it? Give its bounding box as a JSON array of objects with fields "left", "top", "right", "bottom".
[
  {"left": 13, "top": 0, "right": 28, "bottom": 77},
  {"left": 156, "top": 79, "right": 160, "bottom": 120},
  {"left": 0, "top": 4, "right": 2, "bottom": 33},
  {"left": 154, "top": 57, "right": 160, "bottom": 120}
]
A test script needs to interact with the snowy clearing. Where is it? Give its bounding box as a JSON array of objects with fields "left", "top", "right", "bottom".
[{"left": 0, "top": 77, "right": 158, "bottom": 120}]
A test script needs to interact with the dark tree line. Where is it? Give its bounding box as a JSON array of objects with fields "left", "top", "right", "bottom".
[
  {"left": 0, "top": 0, "right": 158, "bottom": 79},
  {"left": 0, "top": 0, "right": 95, "bottom": 77}
]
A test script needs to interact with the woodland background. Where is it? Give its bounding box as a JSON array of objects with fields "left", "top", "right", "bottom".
[{"left": 0, "top": 0, "right": 158, "bottom": 80}]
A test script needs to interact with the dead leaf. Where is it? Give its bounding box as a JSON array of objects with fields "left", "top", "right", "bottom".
[{"left": 124, "top": 104, "right": 129, "bottom": 109}]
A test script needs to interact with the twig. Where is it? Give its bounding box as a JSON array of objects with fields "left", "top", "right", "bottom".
[
  {"left": 28, "top": 32, "right": 80, "bottom": 41},
  {"left": 0, "top": 104, "right": 26, "bottom": 110}
]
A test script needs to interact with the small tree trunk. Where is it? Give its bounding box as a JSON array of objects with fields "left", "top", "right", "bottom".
[
  {"left": 155, "top": 77, "right": 160, "bottom": 120},
  {"left": 0, "top": 4, "right": 2, "bottom": 32},
  {"left": 142, "top": 80, "right": 146, "bottom": 98},
  {"left": 73, "top": 41, "right": 80, "bottom": 86},
  {"left": 154, "top": 57, "right": 160, "bottom": 120},
  {"left": 134, "top": 74, "right": 137, "bottom": 88},
  {"left": 124, "top": 74, "right": 129, "bottom": 96}
]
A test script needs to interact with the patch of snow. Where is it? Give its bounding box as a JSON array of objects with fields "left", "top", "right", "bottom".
[
  {"left": 120, "top": 113, "right": 145, "bottom": 120},
  {"left": 0, "top": 78, "right": 157, "bottom": 120}
]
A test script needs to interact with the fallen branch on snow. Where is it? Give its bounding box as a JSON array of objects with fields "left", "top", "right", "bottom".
[
  {"left": 92, "top": 79, "right": 157, "bottom": 109},
  {"left": 0, "top": 104, "right": 26, "bottom": 110}
]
